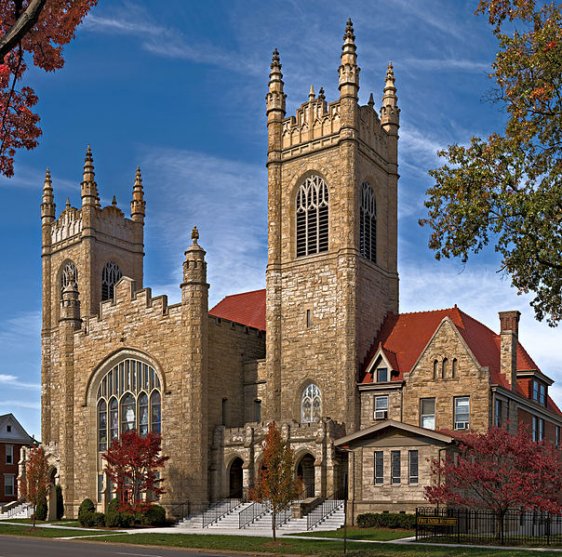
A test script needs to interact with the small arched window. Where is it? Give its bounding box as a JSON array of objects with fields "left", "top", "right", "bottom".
[
  {"left": 359, "top": 182, "right": 376, "bottom": 263},
  {"left": 452, "top": 358, "right": 458, "bottom": 378},
  {"left": 96, "top": 358, "right": 162, "bottom": 450},
  {"left": 301, "top": 384, "right": 322, "bottom": 424},
  {"left": 61, "top": 261, "right": 78, "bottom": 293},
  {"left": 101, "top": 261, "right": 122, "bottom": 301},
  {"left": 442, "top": 358, "right": 448, "bottom": 379},
  {"left": 433, "top": 360, "right": 438, "bottom": 380},
  {"left": 296, "top": 175, "right": 329, "bottom": 257}
]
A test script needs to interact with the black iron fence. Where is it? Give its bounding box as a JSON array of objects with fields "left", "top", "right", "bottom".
[{"left": 416, "top": 507, "right": 562, "bottom": 546}]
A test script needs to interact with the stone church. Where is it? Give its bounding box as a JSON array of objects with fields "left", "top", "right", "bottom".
[{"left": 40, "top": 20, "right": 562, "bottom": 520}]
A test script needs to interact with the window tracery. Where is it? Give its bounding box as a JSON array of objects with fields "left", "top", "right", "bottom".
[
  {"left": 296, "top": 175, "right": 329, "bottom": 257},
  {"left": 359, "top": 182, "right": 376, "bottom": 262},
  {"left": 301, "top": 383, "right": 322, "bottom": 423},
  {"left": 61, "top": 261, "right": 78, "bottom": 292},
  {"left": 96, "top": 358, "right": 162, "bottom": 451},
  {"left": 101, "top": 261, "right": 122, "bottom": 301}
]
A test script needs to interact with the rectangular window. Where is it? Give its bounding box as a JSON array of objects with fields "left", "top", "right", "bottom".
[
  {"left": 532, "top": 380, "right": 540, "bottom": 402},
  {"left": 539, "top": 384, "right": 547, "bottom": 406},
  {"left": 374, "top": 451, "right": 384, "bottom": 484},
  {"left": 454, "top": 397, "right": 470, "bottom": 430},
  {"left": 494, "top": 399, "right": 503, "bottom": 427},
  {"left": 532, "top": 416, "right": 545, "bottom": 442},
  {"left": 6, "top": 425, "right": 11, "bottom": 433},
  {"left": 420, "top": 398, "right": 435, "bottom": 430},
  {"left": 306, "top": 309, "right": 312, "bottom": 328},
  {"left": 254, "top": 399, "right": 262, "bottom": 423},
  {"left": 4, "top": 474, "right": 15, "bottom": 497},
  {"left": 5, "top": 445, "right": 13, "bottom": 465},
  {"left": 391, "top": 451, "right": 401, "bottom": 484},
  {"left": 376, "top": 367, "right": 388, "bottom": 382},
  {"left": 97, "top": 474, "right": 104, "bottom": 502},
  {"left": 374, "top": 396, "right": 389, "bottom": 420},
  {"left": 556, "top": 426, "right": 560, "bottom": 449},
  {"left": 408, "top": 450, "right": 419, "bottom": 485}
]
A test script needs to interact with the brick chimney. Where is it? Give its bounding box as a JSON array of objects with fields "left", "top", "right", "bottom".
[{"left": 499, "top": 310, "right": 521, "bottom": 390}]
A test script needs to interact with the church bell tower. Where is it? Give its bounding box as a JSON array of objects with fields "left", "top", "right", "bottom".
[{"left": 265, "top": 20, "right": 399, "bottom": 431}]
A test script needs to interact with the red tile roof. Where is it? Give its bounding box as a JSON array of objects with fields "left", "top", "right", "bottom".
[
  {"left": 360, "top": 307, "right": 559, "bottom": 413},
  {"left": 209, "top": 289, "right": 266, "bottom": 331}
]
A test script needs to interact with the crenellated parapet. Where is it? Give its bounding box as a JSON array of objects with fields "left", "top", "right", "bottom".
[{"left": 51, "top": 201, "right": 83, "bottom": 244}]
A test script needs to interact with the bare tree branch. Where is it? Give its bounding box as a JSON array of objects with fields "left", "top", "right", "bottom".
[{"left": 0, "top": 0, "right": 47, "bottom": 61}]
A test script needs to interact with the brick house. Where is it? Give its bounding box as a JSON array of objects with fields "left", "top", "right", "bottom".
[
  {"left": 0, "top": 414, "right": 34, "bottom": 505},
  {"left": 39, "top": 19, "right": 561, "bottom": 519}
]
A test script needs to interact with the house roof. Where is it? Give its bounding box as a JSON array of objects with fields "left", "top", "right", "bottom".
[
  {"left": 334, "top": 419, "right": 454, "bottom": 447},
  {"left": 0, "top": 413, "right": 35, "bottom": 445},
  {"left": 209, "top": 289, "right": 266, "bottom": 331},
  {"left": 360, "top": 306, "right": 561, "bottom": 416}
]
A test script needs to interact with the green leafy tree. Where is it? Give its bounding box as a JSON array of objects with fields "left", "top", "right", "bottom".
[
  {"left": 421, "top": 0, "right": 562, "bottom": 325},
  {"left": 22, "top": 446, "right": 50, "bottom": 527},
  {"left": 251, "top": 422, "right": 299, "bottom": 541}
]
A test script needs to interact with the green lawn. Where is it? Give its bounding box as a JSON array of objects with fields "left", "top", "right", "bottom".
[
  {"left": 1, "top": 518, "right": 80, "bottom": 527},
  {"left": 296, "top": 527, "right": 415, "bottom": 541},
  {"left": 87, "top": 532, "right": 562, "bottom": 556},
  {"left": 0, "top": 523, "right": 104, "bottom": 538}
]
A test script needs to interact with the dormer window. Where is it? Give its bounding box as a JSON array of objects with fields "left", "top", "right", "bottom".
[
  {"left": 532, "top": 380, "right": 547, "bottom": 406},
  {"left": 376, "top": 367, "right": 388, "bottom": 382}
]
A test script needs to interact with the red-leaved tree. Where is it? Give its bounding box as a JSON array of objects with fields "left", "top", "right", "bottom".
[
  {"left": 0, "top": 0, "right": 97, "bottom": 177},
  {"left": 103, "top": 430, "right": 169, "bottom": 513},
  {"left": 22, "top": 446, "right": 50, "bottom": 527},
  {"left": 252, "top": 422, "right": 299, "bottom": 541},
  {"left": 426, "top": 426, "right": 562, "bottom": 529}
]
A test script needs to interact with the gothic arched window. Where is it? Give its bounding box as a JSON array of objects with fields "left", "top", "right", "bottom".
[
  {"left": 101, "top": 261, "right": 122, "bottom": 301},
  {"left": 359, "top": 182, "right": 376, "bottom": 263},
  {"left": 296, "top": 175, "right": 329, "bottom": 257},
  {"left": 96, "top": 358, "right": 162, "bottom": 451},
  {"left": 301, "top": 383, "right": 322, "bottom": 423},
  {"left": 60, "top": 261, "right": 78, "bottom": 293}
]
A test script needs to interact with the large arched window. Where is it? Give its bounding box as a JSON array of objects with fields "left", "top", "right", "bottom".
[
  {"left": 96, "top": 358, "right": 162, "bottom": 451},
  {"left": 101, "top": 261, "right": 122, "bottom": 301},
  {"left": 359, "top": 182, "right": 376, "bottom": 263},
  {"left": 301, "top": 383, "right": 322, "bottom": 424},
  {"left": 296, "top": 175, "right": 329, "bottom": 257},
  {"left": 60, "top": 261, "right": 78, "bottom": 293}
]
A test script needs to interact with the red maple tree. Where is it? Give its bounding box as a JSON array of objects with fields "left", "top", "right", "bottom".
[
  {"left": 425, "top": 426, "right": 562, "bottom": 518},
  {"left": 0, "top": 0, "right": 97, "bottom": 177},
  {"left": 22, "top": 445, "right": 50, "bottom": 527},
  {"left": 251, "top": 422, "right": 299, "bottom": 541},
  {"left": 102, "top": 430, "right": 169, "bottom": 513}
]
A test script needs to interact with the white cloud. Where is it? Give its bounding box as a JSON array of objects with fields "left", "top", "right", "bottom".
[
  {"left": 0, "top": 164, "right": 77, "bottom": 192},
  {"left": 402, "top": 58, "right": 489, "bottom": 73},
  {"left": 141, "top": 147, "right": 267, "bottom": 306},
  {"left": 0, "top": 400, "right": 40, "bottom": 410},
  {"left": 0, "top": 374, "right": 40, "bottom": 390}
]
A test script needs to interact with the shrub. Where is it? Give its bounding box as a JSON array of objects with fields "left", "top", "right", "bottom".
[
  {"left": 55, "top": 485, "right": 64, "bottom": 520},
  {"left": 142, "top": 504, "right": 167, "bottom": 526},
  {"left": 78, "top": 498, "right": 96, "bottom": 527},
  {"left": 105, "top": 498, "right": 134, "bottom": 528},
  {"left": 91, "top": 511, "right": 106, "bottom": 527},
  {"left": 356, "top": 512, "right": 415, "bottom": 529},
  {"left": 34, "top": 494, "right": 48, "bottom": 521}
]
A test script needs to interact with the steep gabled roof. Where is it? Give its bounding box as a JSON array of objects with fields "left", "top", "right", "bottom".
[
  {"left": 360, "top": 307, "right": 558, "bottom": 414},
  {"left": 209, "top": 289, "right": 266, "bottom": 331},
  {"left": 0, "top": 413, "right": 35, "bottom": 445}
]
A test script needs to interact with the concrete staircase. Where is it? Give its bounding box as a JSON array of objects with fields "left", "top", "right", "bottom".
[
  {"left": 0, "top": 501, "right": 33, "bottom": 520},
  {"left": 175, "top": 499, "right": 345, "bottom": 533}
]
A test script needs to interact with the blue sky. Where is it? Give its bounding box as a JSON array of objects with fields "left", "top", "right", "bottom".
[{"left": 0, "top": 0, "right": 560, "bottom": 438}]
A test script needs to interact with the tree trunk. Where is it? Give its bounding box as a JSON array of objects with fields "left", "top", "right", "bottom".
[{"left": 272, "top": 508, "right": 276, "bottom": 541}]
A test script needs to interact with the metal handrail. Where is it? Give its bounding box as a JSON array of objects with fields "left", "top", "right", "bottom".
[
  {"left": 202, "top": 498, "right": 241, "bottom": 528},
  {"left": 307, "top": 497, "right": 344, "bottom": 531},
  {"left": 273, "top": 506, "right": 292, "bottom": 528},
  {"left": 239, "top": 501, "right": 269, "bottom": 529}
]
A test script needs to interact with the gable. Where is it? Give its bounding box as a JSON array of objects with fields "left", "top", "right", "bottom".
[{"left": 0, "top": 413, "right": 34, "bottom": 444}]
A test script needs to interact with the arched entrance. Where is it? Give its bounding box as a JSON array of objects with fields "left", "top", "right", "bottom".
[
  {"left": 296, "top": 454, "right": 315, "bottom": 499},
  {"left": 228, "top": 458, "right": 243, "bottom": 499}
]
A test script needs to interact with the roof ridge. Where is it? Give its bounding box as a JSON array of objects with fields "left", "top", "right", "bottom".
[
  {"left": 219, "top": 288, "right": 266, "bottom": 299},
  {"left": 398, "top": 306, "right": 459, "bottom": 316}
]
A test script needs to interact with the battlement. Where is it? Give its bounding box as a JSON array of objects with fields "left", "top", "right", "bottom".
[{"left": 52, "top": 204, "right": 82, "bottom": 243}]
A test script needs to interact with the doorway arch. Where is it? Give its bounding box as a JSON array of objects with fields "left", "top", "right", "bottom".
[
  {"left": 296, "top": 453, "right": 315, "bottom": 498},
  {"left": 228, "top": 458, "right": 244, "bottom": 499}
]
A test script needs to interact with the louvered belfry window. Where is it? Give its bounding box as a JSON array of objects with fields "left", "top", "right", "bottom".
[
  {"left": 296, "top": 175, "right": 329, "bottom": 257},
  {"left": 359, "top": 182, "right": 377, "bottom": 263},
  {"left": 101, "top": 261, "right": 122, "bottom": 301}
]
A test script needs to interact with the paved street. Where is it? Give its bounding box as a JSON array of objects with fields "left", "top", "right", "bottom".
[{"left": 0, "top": 536, "right": 231, "bottom": 557}]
